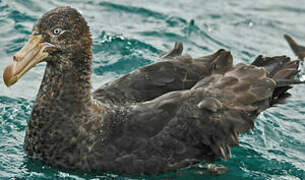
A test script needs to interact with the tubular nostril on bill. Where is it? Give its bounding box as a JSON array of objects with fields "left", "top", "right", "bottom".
[
  {"left": 13, "top": 55, "right": 17, "bottom": 61},
  {"left": 13, "top": 53, "right": 23, "bottom": 62}
]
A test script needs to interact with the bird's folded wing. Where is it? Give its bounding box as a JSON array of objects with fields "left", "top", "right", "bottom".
[
  {"left": 121, "top": 57, "right": 301, "bottom": 161},
  {"left": 93, "top": 48, "right": 230, "bottom": 104}
]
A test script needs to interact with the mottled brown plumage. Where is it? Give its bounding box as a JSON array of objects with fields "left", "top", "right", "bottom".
[{"left": 3, "top": 7, "right": 303, "bottom": 175}]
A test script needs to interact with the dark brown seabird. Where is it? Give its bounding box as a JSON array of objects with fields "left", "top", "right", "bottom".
[{"left": 3, "top": 6, "right": 304, "bottom": 175}]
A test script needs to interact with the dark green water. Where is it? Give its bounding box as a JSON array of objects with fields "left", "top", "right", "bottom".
[{"left": 0, "top": 0, "right": 305, "bottom": 179}]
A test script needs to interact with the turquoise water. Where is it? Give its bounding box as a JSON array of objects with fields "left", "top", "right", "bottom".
[{"left": 1, "top": 0, "right": 305, "bottom": 179}]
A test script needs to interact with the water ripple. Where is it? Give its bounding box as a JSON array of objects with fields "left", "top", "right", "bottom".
[{"left": 99, "top": 2, "right": 187, "bottom": 28}]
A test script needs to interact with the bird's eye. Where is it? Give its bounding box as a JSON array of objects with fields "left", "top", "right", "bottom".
[{"left": 53, "top": 28, "right": 62, "bottom": 35}]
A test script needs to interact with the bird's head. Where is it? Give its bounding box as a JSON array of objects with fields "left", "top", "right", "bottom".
[{"left": 3, "top": 6, "right": 92, "bottom": 87}]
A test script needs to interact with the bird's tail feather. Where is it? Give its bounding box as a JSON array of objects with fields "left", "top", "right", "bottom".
[
  {"left": 284, "top": 34, "right": 299, "bottom": 52},
  {"left": 187, "top": 53, "right": 303, "bottom": 160},
  {"left": 284, "top": 34, "right": 305, "bottom": 60},
  {"left": 251, "top": 55, "right": 302, "bottom": 101},
  {"left": 159, "top": 42, "right": 183, "bottom": 59}
]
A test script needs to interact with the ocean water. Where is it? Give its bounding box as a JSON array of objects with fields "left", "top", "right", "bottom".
[{"left": 0, "top": 0, "right": 305, "bottom": 179}]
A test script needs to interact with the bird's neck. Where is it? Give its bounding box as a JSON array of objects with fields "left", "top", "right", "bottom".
[
  {"left": 36, "top": 53, "right": 93, "bottom": 109},
  {"left": 29, "top": 52, "right": 95, "bottom": 129},
  {"left": 25, "top": 52, "right": 96, "bottom": 160}
]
